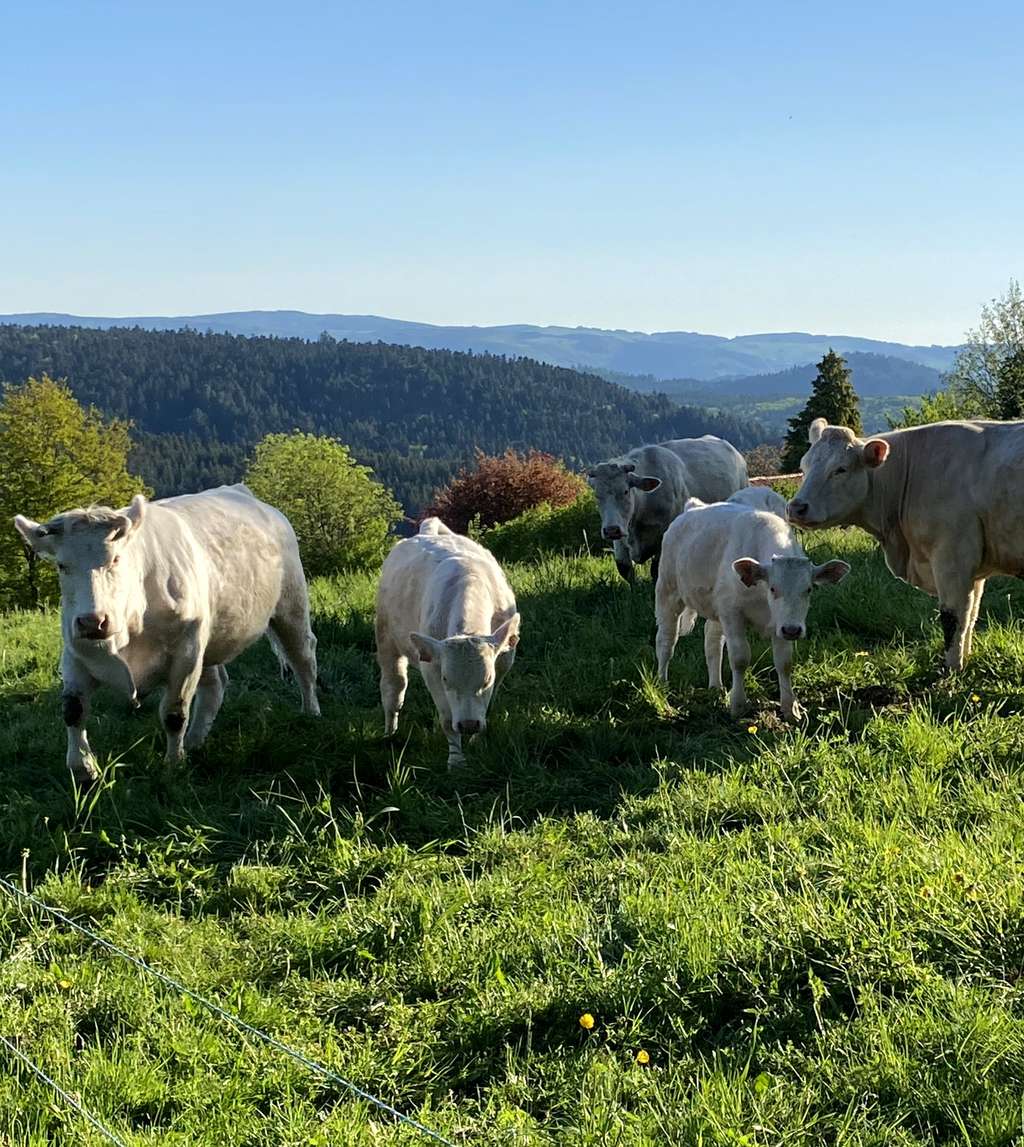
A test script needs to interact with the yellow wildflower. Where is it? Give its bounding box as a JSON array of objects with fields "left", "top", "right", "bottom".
[
  {"left": 636, "top": 1049, "right": 650, "bottom": 1064},
  {"left": 747, "top": 725, "right": 758, "bottom": 735},
  {"left": 579, "top": 1012, "right": 595, "bottom": 1031},
  {"left": 970, "top": 693, "right": 981, "bottom": 703}
]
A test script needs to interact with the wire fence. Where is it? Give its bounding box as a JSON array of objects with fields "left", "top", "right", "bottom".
[{"left": 0, "top": 876, "right": 458, "bottom": 1147}]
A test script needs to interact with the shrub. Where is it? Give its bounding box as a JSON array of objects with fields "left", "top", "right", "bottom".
[
  {"left": 479, "top": 490, "right": 601, "bottom": 562},
  {"left": 744, "top": 442, "right": 784, "bottom": 478},
  {"left": 425, "top": 449, "right": 585, "bottom": 534},
  {"left": 245, "top": 432, "right": 402, "bottom": 575}
]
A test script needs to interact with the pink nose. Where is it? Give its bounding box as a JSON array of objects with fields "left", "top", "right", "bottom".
[
  {"left": 75, "top": 613, "right": 109, "bottom": 638},
  {"left": 603, "top": 526, "right": 624, "bottom": 540},
  {"left": 457, "top": 719, "right": 481, "bottom": 735}
]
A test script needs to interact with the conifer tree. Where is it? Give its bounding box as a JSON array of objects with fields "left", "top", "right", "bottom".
[{"left": 782, "top": 350, "right": 862, "bottom": 471}]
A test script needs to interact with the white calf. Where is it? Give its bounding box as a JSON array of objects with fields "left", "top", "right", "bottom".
[
  {"left": 375, "top": 518, "right": 520, "bottom": 767},
  {"left": 727, "top": 486, "right": 788, "bottom": 517},
  {"left": 655, "top": 500, "right": 849, "bottom": 720}
]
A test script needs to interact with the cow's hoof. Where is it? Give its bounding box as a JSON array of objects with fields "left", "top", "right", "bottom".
[
  {"left": 69, "top": 761, "right": 100, "bottom": 788},
  {"left": 447, "top": 755, "right": 467, "bottom": 770},
  {"left": 782, "top": 700, "right": 805, "bottom": 722},
  {"left": 615, "top": 561, "right": 635, "bottom": 583}
]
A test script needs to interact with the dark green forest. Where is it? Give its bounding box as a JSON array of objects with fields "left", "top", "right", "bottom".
[{"left": 0, "top": 325, "right": 763, "bottom": 510}]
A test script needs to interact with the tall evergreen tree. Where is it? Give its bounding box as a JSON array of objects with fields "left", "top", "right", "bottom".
[{"left": 781, "top": 350, "right": 862, "bottom": 471}]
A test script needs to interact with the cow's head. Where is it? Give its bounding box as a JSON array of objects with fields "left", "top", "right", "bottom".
[
  {"left": 586, "top": 461, "right": 661, "bottom": 542},
  {"left": 733, "top": 553, "right": 850, "bottom": 640},
  {"left": 410, "top": 613, "right": 520, "bottom": 735},
  {"left": 787, "top": 418, "right": 890, "bottom": 529},
  {"left": 14, "top": 494, "right": 147, "bottom": 643}
]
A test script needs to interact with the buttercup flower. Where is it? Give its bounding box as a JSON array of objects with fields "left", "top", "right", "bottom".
[
  {"left": 747, "top": 725, "right": 758, "bottom": 735},
  {"left": 579, "top": 1012, "right": 595, "bottom": 1030},
  {"left": 635, "top": 1049, "right": 650, "bottom": 1064}
]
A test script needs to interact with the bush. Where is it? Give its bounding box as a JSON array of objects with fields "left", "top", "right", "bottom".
[
  {"left": 479, "top": 490, "right": 601, "bottom": 562},
  {"left": 744, "top": 442, "right": 785, "bottom": 477},
  {"left": 425, "top": 449, "right": 585, "bottom": 534},
  {"left": 245, "top": 432, "right": 402, "bottom": 575}
]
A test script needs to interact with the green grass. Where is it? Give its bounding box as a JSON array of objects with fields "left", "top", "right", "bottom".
[{"left": 4, "top": 532, "right": 1024, "bottom": 1145}]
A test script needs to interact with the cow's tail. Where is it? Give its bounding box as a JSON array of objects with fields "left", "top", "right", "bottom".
[{"left": 266, "top": 627, "right": 293, "bottom": 681}]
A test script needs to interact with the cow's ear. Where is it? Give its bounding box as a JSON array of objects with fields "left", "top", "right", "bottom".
[
  {"left": 490, "top": 613, "right": 520, "bottom": 652},
  {"left": 732, "top": 558, "right": 767, "bottom": 587},
  {"left": 410, "top": 632, "right": 442, "bottom": 664},
  {"left": 862, "top": 439, "right": 890, "bottom": 469},
  {"left": 108, "top": 493, "right": 147, "bottom": 542},
  {"left": 628, "top": 475, "right": 661, "bottom": 493},
  {"left": 813, "top": 559, "right": 851, "bottom": 585},
  {"left": 809, "top": 418, "right": 828, "bottom": 445},
  {"left": 13, "top": 515, "right": 56, "bottom": 555}
]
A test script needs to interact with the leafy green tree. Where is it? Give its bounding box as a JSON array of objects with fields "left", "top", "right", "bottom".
[
  {"left": 889, "top": 385, "right": 984, "bottom": 429},
  {"left": 0, "top": 375, "right": 149, "bottom": 607},
  {"left": 944, "top": 280, "right": 1024, "bottom": 415},
  {"left": 781, "top": 350, "right": 862, "bottom": 471},
  {"left": 245, "top": 432, "right": 402, "bottom": 575}
]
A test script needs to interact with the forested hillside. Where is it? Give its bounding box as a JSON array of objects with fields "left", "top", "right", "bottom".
[{"left": 0, "top": 325, "right": 762, "bottom": 510}]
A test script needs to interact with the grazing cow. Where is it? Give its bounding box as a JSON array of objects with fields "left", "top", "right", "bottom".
[
  {"left": 587, "top": 436, "right": 747, "bottom": 582},
  {"left": 727, "top": 486, "right": 788, "bottom": 517},
  {"left": 13, "top": 485, "right": 319, "bottom": 784},
  {"left": 375, "top": 518, "right": 520, "bottom": 767},
  {"left": 655, "top": 498, "right": 849, "bottom": 719},
  {"left": 788, "top": 417, "right": 1024, "bottom": 671}
]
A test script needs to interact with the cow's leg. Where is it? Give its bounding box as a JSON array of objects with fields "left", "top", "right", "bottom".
[
  {"left": 963, "top": 578, "right": 986, "bottom": 662},
  {"left": 268, "top": 608, "right": 320, "bottom": 717},
  {"left": 704, "top": 620, "right": 725, "bottom": 690},
  {"left": 377, "top": 639, "right": 409, "bottom": 737},
  {"left": 613, "top": 540, "right": 634, "bottom": 583},
  {"left": 721, "top": 615, "right": 752, "bottom": 717},
  {"left": 772, "top": 635, "right": 802, "bottom": 722},
  {"left": 61, "top": 658, "right": 99, "bottom": 785},
  {"left": 654, "top": 578, "right": 695, "bottom": 681},
  {"left": 160, "top": 625, "right": 206, "bottom": 764},
  {"left": 933, "top": 553, "right": 980, "bottom": 672},
  {"left": 420, "top": 663, "right": 464, "bottom": 767},
  {"left": 184, "top": 664, "right": 228, "bottom": 750}
]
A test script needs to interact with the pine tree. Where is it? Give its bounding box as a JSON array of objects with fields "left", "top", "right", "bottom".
[{"left": 781, "top": 350, "right": 862, "bottom": 471}]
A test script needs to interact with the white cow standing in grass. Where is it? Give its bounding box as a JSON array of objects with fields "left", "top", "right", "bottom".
[
  {"left": 14, "top": 484, "right": 319, "bottom": 784},
  {"left": 375, "top": 518, "right": 520, "bottom": 767},
  {"left": 655, "top": 498, "right": 849, "bottom": 720},
  {"left": 587, "top": 435, "right": 748, "bottom": 582},
  {"left": 788, "top": 417, "right": 1024, "bottom": 671}
]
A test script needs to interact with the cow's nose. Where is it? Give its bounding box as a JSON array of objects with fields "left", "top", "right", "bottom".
[
  {"left": 780, "top": 624, "right": 803, "bottom": 641},
  {"left": 788, "top": 500, "right": 808, "bottom": 521},
  {"left": 456, "top": 719, "right": 481, "bottom": 735},
  {"left": 602, "top": 526, "right": 623, "bottom": 540},
  {"left": 75, "top": 612, "right": 109, "bottom": 638}
]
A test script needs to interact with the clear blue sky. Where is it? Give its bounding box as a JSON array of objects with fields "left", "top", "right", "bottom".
[{"left": 3, "top": 0, "right": 1022, "bottom": 344}]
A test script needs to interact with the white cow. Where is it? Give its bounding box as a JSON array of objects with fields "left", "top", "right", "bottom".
[
  {"left": 14, "top": 484, "right": 319, "bottom": 784},
  {"left": 788, "top": 416, "right": 1024, "bottom": 670},
  {"left": 375, "top": 518, "right": 520, "bottom": 767},
  {"left": 655, "top": 498, "right": 849, "bottom": 720},
  {"left": 727, "top": 485, "right": 788, "bottom": 517},
  {"left": 587, "top": 436, "right": 748, "bottom": 582}
]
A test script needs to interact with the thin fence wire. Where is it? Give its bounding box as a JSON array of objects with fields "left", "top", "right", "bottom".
[
  {"left": 0, "top": 876, "right": 458, "bottom": 1146},
  {"left": 0, "top": 1032, "right": 132, "bottom": 1147}
]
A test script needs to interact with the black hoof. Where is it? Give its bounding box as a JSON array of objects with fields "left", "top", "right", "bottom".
[{"left": 616, "top": 560, "right": 635, "bottom": 583}]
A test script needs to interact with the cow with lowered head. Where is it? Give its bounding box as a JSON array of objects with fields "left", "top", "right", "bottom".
[
  {"left": 14, "top": 484, "right": 319, "bottom": 784},
  {"left": 587, "top": 436, "right": 747, "bottom": 582},
  {"left": 788, "top": 416, "right": 1024, "bottom": 671}
]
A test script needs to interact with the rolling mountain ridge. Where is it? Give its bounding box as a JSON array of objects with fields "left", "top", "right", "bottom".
[{"left": 0, "top": 311, "right": 959, "bottom": 382}]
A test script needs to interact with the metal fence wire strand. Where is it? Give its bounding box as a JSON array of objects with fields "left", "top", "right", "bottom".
[
  {"left": 0, "top": 1032, "right": 132, "bottom": 1147},
  {"left": 0, "top": 877, "right": 458, "bottom": 1147}
]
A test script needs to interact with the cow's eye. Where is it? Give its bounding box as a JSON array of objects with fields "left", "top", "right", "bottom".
[{"left": 832, "top": 466, "right": 847, "bottom": 477}]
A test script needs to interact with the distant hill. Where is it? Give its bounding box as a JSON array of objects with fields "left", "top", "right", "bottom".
[
  {"left": 0, "top": 310, "right": 960, "bottom": 381},
  {"left": 610, "top": 352, "right": 944, "bottom": 402},
  {"left": 0, "top": 324, "right": 763, "bottom": 511}
]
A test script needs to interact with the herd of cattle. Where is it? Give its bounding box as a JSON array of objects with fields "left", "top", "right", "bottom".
[{"left": 11, "top": 415, "right": 1024, "bottom": 783}]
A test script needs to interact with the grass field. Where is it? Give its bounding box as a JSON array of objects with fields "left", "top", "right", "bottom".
[{"left": 4, "top": 529, "right": 1024, "bottom": 1145}]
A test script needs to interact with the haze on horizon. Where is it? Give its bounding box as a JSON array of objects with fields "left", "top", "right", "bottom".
[{"left": 4, "top": 1, "right": 1022, "bottom": 347}]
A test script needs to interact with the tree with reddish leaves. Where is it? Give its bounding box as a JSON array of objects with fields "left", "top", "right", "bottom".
[{"left": 425, "top": 449, "right": 585, "bottom": 534}]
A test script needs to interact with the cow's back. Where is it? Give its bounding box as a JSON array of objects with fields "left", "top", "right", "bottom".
[{"left": 661, "top": 436, "right": 748, "bottom": 502}]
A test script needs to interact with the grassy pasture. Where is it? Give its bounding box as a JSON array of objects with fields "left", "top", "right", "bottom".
[{"left": 3, "top": 530, "right": 1024, "bottom": 1144}]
